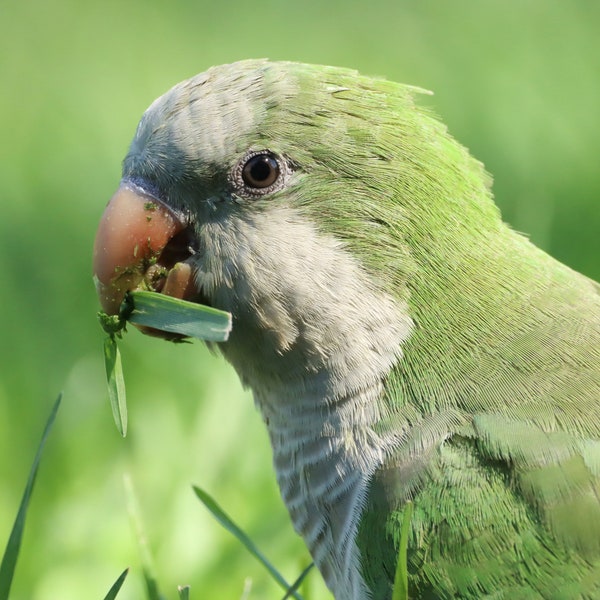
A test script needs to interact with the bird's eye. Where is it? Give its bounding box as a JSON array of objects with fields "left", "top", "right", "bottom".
[
  {"left": 232, "top": 150, "right": 289, "bottom": 198},
  {"left": 242, "top": 153, "right": 280, "bottom": 189}
]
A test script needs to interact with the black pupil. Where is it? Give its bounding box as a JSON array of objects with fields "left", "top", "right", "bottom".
[{"left": 243, "top": 154, "right": 279, "bottom": 188}]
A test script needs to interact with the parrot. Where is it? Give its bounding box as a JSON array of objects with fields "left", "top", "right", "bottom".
[{"left": 92, "top": 59, "right": 600, "bottom": 599}]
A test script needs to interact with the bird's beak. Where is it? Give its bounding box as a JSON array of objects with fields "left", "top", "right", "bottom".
[{"left": 93, "top": 182, "right": 198, "bottom": 316}]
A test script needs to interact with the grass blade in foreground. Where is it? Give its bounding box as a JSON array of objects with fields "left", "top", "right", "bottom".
[
  {"left": 0, "top": 393, "right": 62, "bottom": 600},
  {"left": 392, "top": 501, "right": 413, "bottom": 600},
  {"left": 103, "top": 568, "right": 129, "bottom": 600},
  {"left": 281, "top": 562, "right": 314, "bottom": 600},
  {"left": 193, "top": 486, "right": 303, "bottom": 600},
  {"left": 177, "top": 585, "right": 190, "bottom": 600},
  {"left": 127, "top": 291, "right": 232, "bottom": 342},
  {"left": 124, "top": 474, "right": 165, "bottom": 600}
]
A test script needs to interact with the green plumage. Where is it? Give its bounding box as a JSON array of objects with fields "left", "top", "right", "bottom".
[
  {"left": 245, "top": 64, "right": 600, "bottom": 596},
  {"left": 114, "top": 61, "right": 600, "bottom": 599}
]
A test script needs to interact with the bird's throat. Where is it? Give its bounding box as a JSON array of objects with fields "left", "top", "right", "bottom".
[
  {"left": 195, "top": 206, "right": 414, "bottom": 597},
  {"left": 257, "top": 380, "right": 396, "bottom": 599}
]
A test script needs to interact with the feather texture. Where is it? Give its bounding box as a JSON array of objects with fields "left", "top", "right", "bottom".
[{"left": 116, "top": 60, "right": 600, "bottom": 599}]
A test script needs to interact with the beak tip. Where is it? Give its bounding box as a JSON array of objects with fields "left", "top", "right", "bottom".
[{"left": 93, "top": 275, "right": 128, "bottom": 315}]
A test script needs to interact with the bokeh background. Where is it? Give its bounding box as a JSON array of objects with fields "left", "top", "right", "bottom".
[{"left": 0, "top": 1, "right": 598, "bottom": 598}]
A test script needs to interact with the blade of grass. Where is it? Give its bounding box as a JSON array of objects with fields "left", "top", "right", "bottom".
[
  {"left": 177, "top": 585, "right": 190, "bottom": 600},
  {"left": 392, "top": 501, "right": 413, "bottom": 600},
  {"left": 300, "top": 560, "right": 311, "bottom": 600},
  {"left": 281, "top": 562, "right": 314, "bottom": 600},
  {"left": 127, "top": 291, "right": 232, "bottom": 342},
  {"left": 0, "top": 393, "right": 62, "bottom": 600},
  {"left": 124, "top": 474, "right": 165, "bottom": 600},
  {"left": 103, "top": 568, "right": 129, "bottom": 600},
  {"left": 103, "top": 335, "right": 127, "bottom": 437},
  {"left": 193, "top": 486, "right": 303, "bottom": 600},
  {"left": 240, "top": 578, "right": 252, "bottom": 600}
]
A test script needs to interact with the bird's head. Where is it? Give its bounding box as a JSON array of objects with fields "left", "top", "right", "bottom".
[{"left": 93, "top": 59, "right": 495, "bottom": 396}]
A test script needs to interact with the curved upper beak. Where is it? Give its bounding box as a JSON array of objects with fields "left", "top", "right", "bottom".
[{"left": 93, "top": 182, "right": 196, "bottom": 315}]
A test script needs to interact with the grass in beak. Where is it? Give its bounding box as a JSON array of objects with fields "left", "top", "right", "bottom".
[{"left": 98, "top": 291, "right": 232, "bottom": 436}]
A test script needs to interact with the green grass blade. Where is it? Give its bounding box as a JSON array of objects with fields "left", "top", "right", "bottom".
[
  {"left": 177, "top": 585, "right": 190, "bottom": 600},
  {"left": 0, "top": 393, "right": 62, "bottom": 600},
  {"left": 128, "top": 291, "right": 232, "bottom": 342},
  {"left": 392, "top": 501, "right": 413, "bottom": 600},
  {"left": 281, "top": 562, "right": 314, "bottom": 600},
  {"left": 300, "top": 560, "right": 312, "bottom": 600},
  {"left": 103, "top": 568, "right": 129, "bottom": 600},
  {"left": 103, "top": 335, "right": 127, "bottom": 437},
  {"left": 124, "top": 474, "right": 165, "bottom": 600},
  {"left": 193, "top": 486, "right": 303, "bottom": 600}
]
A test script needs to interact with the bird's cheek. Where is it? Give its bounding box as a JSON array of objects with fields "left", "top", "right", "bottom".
[{"left": 92, "top": 182, "right": 197, "bottom": 315}]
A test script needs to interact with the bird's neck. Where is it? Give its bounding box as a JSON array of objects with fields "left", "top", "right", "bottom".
[
  {"left": 210, "top": 208, "right": 415, "bottom": 597},
  {"left": 255, "top": 378, "right": 396, "bottom": 599}
]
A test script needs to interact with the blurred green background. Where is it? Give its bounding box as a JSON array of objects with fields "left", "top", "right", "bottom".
[{"left": 0, "top": 1, "right": 598, "bottom": 598}]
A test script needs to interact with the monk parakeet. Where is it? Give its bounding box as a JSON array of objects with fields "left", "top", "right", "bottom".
[{"left": 93, "top": 60, "right": 600, "bottom": 599}]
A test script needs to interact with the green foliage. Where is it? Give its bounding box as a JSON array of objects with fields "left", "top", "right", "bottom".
[
  {"left": 103, "top": 336, "right": 128, "bottom": 437},
  {"left": 0, "top": 395, "right": 61, "bottom": 600},
  {"left": 103, "top": 569, "right": 129, "bottom": 600},
  {"left": 193, "top": 486, "right": 308, "bottom": 600},
  {"left": 100, "top": 292, "right": 232, "bottom": 437},
  {"left": 0, "top": 1, "right": 598, "bottom": 598},
  {"left": 124, "top": 475, "right": 166, "bottom": 600},
  {"left": 126, "top": 292, "right": 232, "bottom": 343},
  {"left": 176, "top": 586, "right": 190, "bottom": 600},
  {"left": 283, "top": 564, "right": 315, "bottom": 600}
]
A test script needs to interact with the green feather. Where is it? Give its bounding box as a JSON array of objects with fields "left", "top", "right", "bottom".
[
  {"left": 265, "top": 62, "right": 600, "bottom": 598},
  {"left": 113, "top": 60, "right": 600, "bottom": 599}
]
